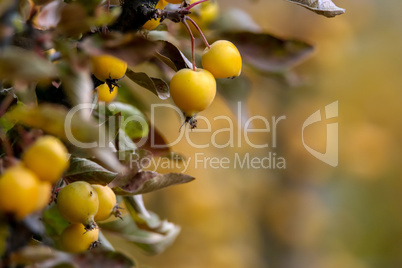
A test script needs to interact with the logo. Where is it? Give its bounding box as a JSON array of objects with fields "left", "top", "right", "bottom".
[{"left": 302, "top": 101, "right": 338, "bottom": 167}]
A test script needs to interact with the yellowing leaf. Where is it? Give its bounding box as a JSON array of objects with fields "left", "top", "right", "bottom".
[{"left": 0, "top": 47, "right": 57, "bottom": 81}]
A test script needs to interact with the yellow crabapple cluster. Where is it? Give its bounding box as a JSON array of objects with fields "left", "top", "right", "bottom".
[
  {"left": 0, "top": 135, "right": 120, "bottom": 253},
  {"left": 91, "top": 0, "right": 241, "bottom": 129},
  {"left": 163, "top": 0, "right": 242, "bottom": 128},
  {"left": 0, "top": 136, "right": 69, "bottom": 219},
  {"left": 57, "top": 181, "right": 121, "bottom": 253},
  {"left": 91, "top": 54, "right": 128, "bottom": 103}
]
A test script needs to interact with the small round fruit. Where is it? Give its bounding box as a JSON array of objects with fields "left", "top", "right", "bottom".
[
  {"left": 91, "top": 55, "right": 127, "bottom": 82},
  {"left": 60, "top": 223, "right": 99, "bottom": 253},
  {"left": 0, "top": 165, "right": 39, "bottom": 219},
  {"left": 22, "top": 136, "right": 69, "bottom": 184},
  {"left": 96, "top": 83, "right": 118, "bottom": 103},
  {"left": 170, "top": 68, "right": 216, "bottom": 117},
  {"left": 142, "top": 0, "right": 168, "bottom": 30},
  {"left": 92, "top": 184, "right": 118, "bottom": 221},
  {"left": 201, "top": 40, "right": 242, "bottom": 79},
  {"left": 57, "top": 181, "right": 99, "bottom": 230},
  {"left": 34, "top": 181, "right": 52, "bottom": 212}
]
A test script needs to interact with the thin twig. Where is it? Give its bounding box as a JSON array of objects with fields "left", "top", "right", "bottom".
[
  {"left": 182, "top": 18, "right": 196, "bottom": 71},
  {"left": 0, "top": 134, "right": 14, "bottom": 159},
  {"left": 185, "top": 0, "right": 209, "bottom": 11},
  {"left": 186, "top": 16, "right": 210, "bottom": 49},
  {"left": 0, "top": 93, "right": 14, "bottom": 118}
]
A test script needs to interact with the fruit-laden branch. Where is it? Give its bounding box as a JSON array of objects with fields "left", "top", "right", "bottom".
[{"left": 112, "top": 0, "right": 192, "bottom": 32}]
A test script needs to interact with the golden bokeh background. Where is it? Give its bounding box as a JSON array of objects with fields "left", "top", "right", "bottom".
[{"left": 110, "top": 0, "right": 402, "bottom": 267}]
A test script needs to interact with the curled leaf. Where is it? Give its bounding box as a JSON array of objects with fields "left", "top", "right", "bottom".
[
  {"left": 217, "top": 32, "right": 314, "bottom": 73},
  {"left": 154, "top": 41, "right": 191, "bottom": 71},
  {"left": 125, "top": 70, "right": 169, "bottom": 100},
  {"left": 64, "top": 157, "right": 118, "bottom": 185},
  {"left": 111, "top": 171, "right": 195, "bottom": 195},
  {"left": 286, "top": 0, "right": 345, "bottom": 18},
  {"left": 100, "top": 196, "right": 181, "bottom": 255}
]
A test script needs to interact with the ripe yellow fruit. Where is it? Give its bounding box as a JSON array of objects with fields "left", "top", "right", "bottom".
[
  {"left": 201, "top": 40, "right": 242, "bottom": 79},
  {"left": 34, "top": 181, "right": 52, "bottom": 212},
  {"left": 57, "top": 181, "right": 99, "bottom": 230},
  {"left": 190, "top": 0, "right": 219, "bottom": 27},
  {"left": 91, "top": 55, "right": 127, "bottom": 82},
  {"left": 165, "top": 0, "right": 182, "bottom": 4},
  {"left": 92, "top": 184, "right": 117, "bottom": 221},
  {"left": 96, "top": 83, "right": 118, "bottom": 103},
  {"left": 170, "top": 68, "right": 216, "bottom": 117},
  {"left": 22, "top": 136, "right": 69, "bottom": 184},
  {"left": 142, "top": 0, "right": 169, "bottom": 30},
  {"left": 0, "top": 165, "right": 39, "bottom": 219},
  {"left": 60, "top": 223, "right": 99, "bottom": 253}
]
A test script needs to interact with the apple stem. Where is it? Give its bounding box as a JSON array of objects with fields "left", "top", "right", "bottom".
[
  {"left": 182, "top": 18, "right": 196, "bottom": 71},
  {"left": 185, "top": 16, "right": 210, "bottom": 49},
  {"left": 185, "top": 0, "right": 209, "bottom": 11}
]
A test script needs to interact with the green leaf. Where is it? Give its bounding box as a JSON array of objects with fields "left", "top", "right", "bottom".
[
  {"left": 111, "top": 171, "right": 195, "bottom": 195},
  {"left": 286, "top": 0, "right": 345, "bottom": 18},
  {"left": 125, "top": 70, "right": 169, "bottom": 100},
  {"left": 123, "top": 195, "right": 160, "bottom": 228},
  {"left": 64, "top": 157, "right": 118, "bottom": 185},
  {"left": 107, "top": 101, "right": 149, "bottom": 139},
  {"left": 217, "top": 32, "right": 314, "bottom": 73},
  {"left": 42, "top": 204, "right": 70, "bottom": 238},
  {"left": 0, "top": 47, "right": 57, "bottom": 81},
  {"left": 117, "top": 129, "right": 137, "bottom": 151},
  {"left": 0, "top": 115, "right": 15, "bottom": 133}
]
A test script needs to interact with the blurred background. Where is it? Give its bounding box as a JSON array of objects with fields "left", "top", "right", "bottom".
[{"left": 110, "top": 0, "right": 402, "bottom": 267}]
